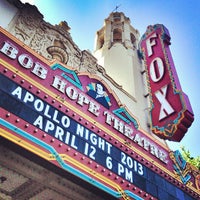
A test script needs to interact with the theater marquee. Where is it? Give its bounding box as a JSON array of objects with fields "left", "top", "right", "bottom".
[
  {"left": 140, "top": 24, "right": 194, "bottom": 141},
  {"left": 0, "top": 27, "right": 199, "bottom": 199}
]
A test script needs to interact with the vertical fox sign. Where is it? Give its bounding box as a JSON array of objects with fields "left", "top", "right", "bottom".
[{"left": 140, "top": 24, "right": 194, "bottom": 141}]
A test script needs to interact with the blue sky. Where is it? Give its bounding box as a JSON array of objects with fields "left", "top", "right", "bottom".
[{"left": 22, "top": 0, "right": 200, "bottom": 157}]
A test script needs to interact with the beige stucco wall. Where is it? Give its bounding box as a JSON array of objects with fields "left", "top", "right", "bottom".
[{"left": 0, "top": 0, "right": 18, "bottom": 28}]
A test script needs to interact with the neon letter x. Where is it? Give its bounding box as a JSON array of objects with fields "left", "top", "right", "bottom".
[{"left": 155, "top": 84, "right": 174, "bottom": 120}]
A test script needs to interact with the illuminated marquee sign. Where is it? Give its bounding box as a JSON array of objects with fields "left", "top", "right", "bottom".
[
  {"left": 0, "top": 27, "right": 199, "bottom": 199},
  {"left": 0, "top": 75, "right": 145, "bottom": 183},
  {"left": 140, "top": 24, "right": 194, "bottom": 141}
]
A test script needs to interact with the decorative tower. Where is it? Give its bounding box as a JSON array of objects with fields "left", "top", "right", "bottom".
[{"left": 94, "top": 12, "right": 141, "bottom": 99}]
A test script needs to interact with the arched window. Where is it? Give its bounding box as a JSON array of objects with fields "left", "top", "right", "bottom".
[
  {"left": 113, "top": 28, "right": 122, "bottom": 43},
  {"left": 130, "top": 33, "right": 136, "bottom": 48}
]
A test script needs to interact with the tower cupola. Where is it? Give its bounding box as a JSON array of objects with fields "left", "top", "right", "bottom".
[
  {"left": 94, "top": 12, "right": 141, "bottom": 98},
  {"left": 94, "top": 12, "right": 139, "bottom": 51}
]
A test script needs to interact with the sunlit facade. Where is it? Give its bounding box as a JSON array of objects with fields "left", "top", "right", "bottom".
[{"left": 0, "top": 1, "right": 199, "bottom": 200}]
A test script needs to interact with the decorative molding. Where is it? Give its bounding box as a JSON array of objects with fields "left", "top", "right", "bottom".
[
  {"left": 80, "top": 50, "right": 98, "bottom": 74},
  {"left": 47, "top": 46, "right": 68, "bottom": 63},
  {"left": 6, "top": 2, "right": 139, "bottom": 104}
]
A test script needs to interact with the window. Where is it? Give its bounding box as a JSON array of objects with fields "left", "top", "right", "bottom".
[
  {"left": 113, "top": 28, "right": 122, "bottom": 43},
  {"left": 113, "top": 12, "right": 121, "bottom": 22}
]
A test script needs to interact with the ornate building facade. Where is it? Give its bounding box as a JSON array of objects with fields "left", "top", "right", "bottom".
[{"left": 0, "top": 1, "right": 199, "bottom": 200}]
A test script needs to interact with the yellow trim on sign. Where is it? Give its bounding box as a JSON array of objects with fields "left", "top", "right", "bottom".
[
  {"left": 0, "top": 128, "right": 52, "bottom": 160},
  {"left": 0, "top": 128, "right": 127, "bottom": 199},
  {"left": 55, "top": 154, "right": 123, "bottom": 192}
]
